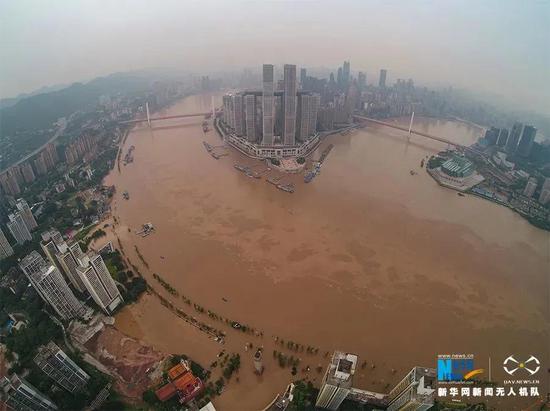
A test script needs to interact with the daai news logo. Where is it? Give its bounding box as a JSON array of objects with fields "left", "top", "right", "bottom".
[
  {"left": 437, "top": 354, "right": 483, "bottom": 383},
  {"left": 503, "top": 355, "right": 540, "bottom": 377}
]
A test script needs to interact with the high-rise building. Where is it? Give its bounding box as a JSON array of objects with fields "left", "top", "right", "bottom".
[
  {"left": 0, "top": 170, "right": 21, "bottom": 196},
  {"left": 0, "top": 374, "right": 58, "bottom": 411},
  {"left": 506, "top": 122, "right": 523, "bottom": 153},
  {"left": 523, "top": 177, "right": 538, "bottom": 198},
  {"left": 34, "top": 342, "right": 90, "bottom": 393},
  {"left": 342, "top": 61, "right": 350, "bottom": 88},
  {"left": 19, "top": 250, "right": 48, "bottom": 278},
  {"left": 16, "top": 198, "right": 38, "bottom": 231},
  {"left": 262, "top": 64, "right": 275, "bottom": 145},
  {"left": 244, "top": 94, "right": 257, "bottom": 142},
  {"left": 539, "top": 178, "right": 550, "bottom": 205},
  {"left": 283, "top": 64, "right": 297, "bottom": 146},
  {"left": 24, "top": 261, "right": 85, "bottom": 321},
  {"left": 10, "top": 166, "right": 24, "bottom": 185},
  {"left": 329, "top": 72, "right": 335, "bottom": 87},
  {"left": 40, "top": 229, "right": 87, "bottom": 292},
  {"left": 315, "top": 351, "right": 357, "bottom": 410},
  {"left": 336, "top": 67, "right": 343, "bottom": 89},
  {"left": 483, "top": 127, "right": 499, "bottom": 146},
  {"left": 58, "top": 243, "right": 88, "bottom": 293},
  {"left": 297, "top": 93, "right": 320, "bottom": 141},
  {"left": 77, "top": 253, "right": 123, "bottom": 315},
  {"left": 387, "top": 367, "right": 436, "bottom": 411},
  {"left": 222, "top": 95, "right": 232, "bottom": 126},
  {"left": 300, "top": 68, "right": 307, "bottom": 89},
  {"left": 379, "top": 69, "right": 387, "bottom": 88},
  {"left": 7, "top": 212, "right": 32, "bottom": 245},
  {"left": 496, "top": 128, "right": 508, "bottom": 148},
  {"left": 358, "top": 72, "right": 367, "bottom": 91},
  {"left": 0, "top": 227, "right": 14, "bottom": 260},
  {"left": 40, "top": 229, "right": 66, "bottom": 265},
  {"left": 21, "top": 162, "right": 36, "bottom": 184},
  {"left": 232, "top": 94, "right": 244, "bottom": 136},
  {"left": 516, "top": 125, "right": 537, "bottom": 157},
  {"left": 34, "top": 154, "right": 48, "bottom": 176}
]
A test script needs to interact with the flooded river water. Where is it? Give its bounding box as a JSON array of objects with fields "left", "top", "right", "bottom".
[{"left": 107, "top": 93, "right": 549, "bottom": 410}]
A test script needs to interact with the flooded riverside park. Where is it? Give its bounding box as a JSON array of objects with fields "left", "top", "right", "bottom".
[{"left": 104, "top": 93, "right": 549, "bottom": 410}]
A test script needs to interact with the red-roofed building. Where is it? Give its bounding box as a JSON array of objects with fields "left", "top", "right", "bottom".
[
  {"left": 155, "top": 382, "right": 177, "bottom": 402},
  {"left": 174, "top": 373, "right": 204, "bottom": 404},
  {"left": 168, "top": 363, "right": 187, "bottom": 381},
  {"left": 154, "top": 359, "right": 204, "bottom": 404}
]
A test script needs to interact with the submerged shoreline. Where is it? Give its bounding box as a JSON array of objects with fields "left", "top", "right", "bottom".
[{"left": 102, "top": 93, "right": 548, "bottom": 410}]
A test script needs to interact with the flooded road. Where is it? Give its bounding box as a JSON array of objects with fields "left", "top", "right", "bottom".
[{"left": 107, "top": 93, "right": 549, "bottom": 410}]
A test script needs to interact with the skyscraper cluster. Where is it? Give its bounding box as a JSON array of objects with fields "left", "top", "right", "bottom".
[
  {"left": 0, "top": 143, "right": 59, "bottom": 197},
  {"left": 483, "top": 122, "right": 537, "bottom": 157},
  {"left": 0, "top": 199, "right": 38, "bottom": 260},
  {"left": 17, "top": 227, "right": 124, "bottom": 319},
  {"left": 19, "top": 251, "right": 86, "bottom": 321},
  {"left": 222, "top": 64, "right": 320, "bottom": 148}
]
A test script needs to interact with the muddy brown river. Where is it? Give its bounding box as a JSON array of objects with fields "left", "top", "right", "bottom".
[{"left": 106, "top": 93, "right": 549, "bottom": 410}]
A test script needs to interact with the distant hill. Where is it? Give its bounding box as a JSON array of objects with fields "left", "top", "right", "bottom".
[
  {"left": 0, "top": 83, "right": 70, "bottom": 109},
  {"left": 0, "top": 71, "right": 155, "bottom": 136}
]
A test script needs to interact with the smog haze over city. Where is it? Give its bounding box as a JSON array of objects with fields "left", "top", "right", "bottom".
[
  {"left": 0, "top": 1, "right": 549, "bottom": 411},
  {"left": 1, "top": 0, "right": 549, "bottom": 115}
]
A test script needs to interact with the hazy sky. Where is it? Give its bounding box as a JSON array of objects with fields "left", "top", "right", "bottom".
[{"left": 1, "top": 0, "right": 549, "bottom": 113}]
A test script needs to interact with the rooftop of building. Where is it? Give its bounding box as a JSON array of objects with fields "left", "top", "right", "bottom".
[
  {"left": 20, "top": 250, "right": 44, "bottom": 266},
  {"left": 325, "top": 351, "right": 358, "bottom": 388},
  {"left": 167, "top": 362, "right": 189, "bottom": 381},
  {"left": 155, "top": 382, "right": 177, "bottom": 402},
  {"left": 411, "top": 367, "right": 436, "bottom": 385}
]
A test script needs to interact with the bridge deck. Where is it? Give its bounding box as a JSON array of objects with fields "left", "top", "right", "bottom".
[
  {"left": 121, "top": 112, "right": 210, "bottom": 124},
  {"left": 353, "top": 115, "right": 467, "bottom": 148}
]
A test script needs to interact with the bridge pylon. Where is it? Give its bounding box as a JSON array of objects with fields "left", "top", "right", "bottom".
[
  {"left": 211, "top": 96, "right": 215, "bottom": 119},
  {"left": 146, "top": 102, "right": 151, "bottom": 128},
  {"left": 407, "top": 111, "right": 415, "bottom": 143}
]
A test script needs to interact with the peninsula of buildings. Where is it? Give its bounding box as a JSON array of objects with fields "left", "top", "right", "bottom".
[{"left": 220, "top": 64, "right": 321, "bottom": 162}]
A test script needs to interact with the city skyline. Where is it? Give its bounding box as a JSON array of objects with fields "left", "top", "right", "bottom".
[{"left": 1, "top": 1, "right": 549, "bottom": 117}]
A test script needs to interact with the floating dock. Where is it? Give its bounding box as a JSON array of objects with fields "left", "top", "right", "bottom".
[
  {"left": 136, "top": 222, "right": 155, "bottom": 237},
  {"left": 276, "top": 183, "right": 295, "bottom": 193}
]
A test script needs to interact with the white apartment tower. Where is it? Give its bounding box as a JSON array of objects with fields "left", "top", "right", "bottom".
[
  {"left": 7, "top": 212, "right": 32, "bottom": 245},
  {"left": 387, "top": 367, "right": 436, "bottom": 411},
  {"left": 0, "top": 374, "right": 58, "bottom": 411},
  {"left": 16, "top": 198, "right": 38, "bottom": 230},
  {"left": 41, "top": 229, "right": 87, "bottom": 292},
  {"left": 27, "top": 264, "right": 85, "bottom": 321},
  {"left": 77, "top": 253, "right": 123, "bottom": 315},
  {"left": 315, "top": 351, "right": 358, "bottom": 410},
  {"left": 34, "top": 342, "right": 90, "bottom": 393},
  {"left": 0, "top": 227, "right": 14, "bottom": 260},
  {"left": 262, "top": 64, "right": 275, "bottom": 145}
]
